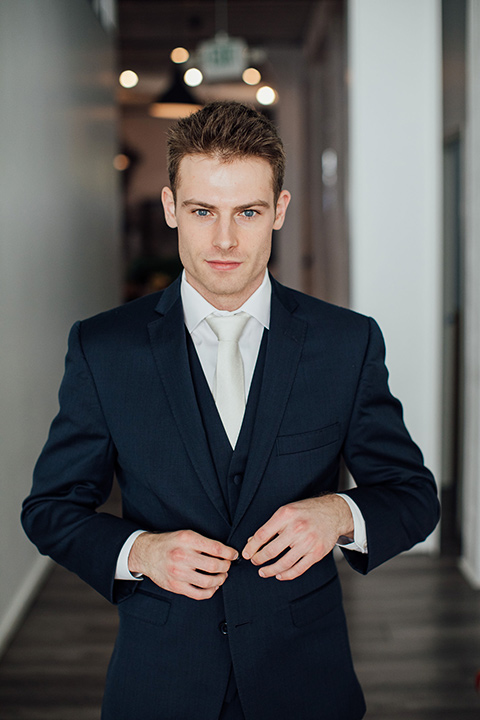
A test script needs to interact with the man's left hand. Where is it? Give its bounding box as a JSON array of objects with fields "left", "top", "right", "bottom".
[{"left": 242, "top": 495, "right": 354, "bottom": 581}]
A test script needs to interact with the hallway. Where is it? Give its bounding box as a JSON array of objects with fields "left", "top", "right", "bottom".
[
  {"left": 1, "top": 3, "right": 480, "bottom": 719},
  {"left": 0, "top": 554, "right": 478, "bottom": 719}
]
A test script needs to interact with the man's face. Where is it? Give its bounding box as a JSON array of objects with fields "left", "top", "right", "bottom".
[{"left": 161, "top": 154, "right": 290, "bottom": 310}]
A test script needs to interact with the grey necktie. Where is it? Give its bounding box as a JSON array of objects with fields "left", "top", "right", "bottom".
[{"left": 206, "top": 312, "right": 250, "bottom": 448}]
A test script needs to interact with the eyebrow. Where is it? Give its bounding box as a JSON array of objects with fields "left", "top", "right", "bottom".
[{"left": 181, "top": 199, "right": 271, "bottom": 211}]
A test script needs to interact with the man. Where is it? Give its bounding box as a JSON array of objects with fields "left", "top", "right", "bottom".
[{"left": 22, "top": 101, "right": 440, "bottom": 720}]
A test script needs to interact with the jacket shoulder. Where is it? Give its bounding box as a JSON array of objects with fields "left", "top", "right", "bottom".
[
  {"left": 272, "top": 278, "right": 374, "bottom": 338},
  {"left": 76, "top": 276, "right": 181, "bottom": 343}
]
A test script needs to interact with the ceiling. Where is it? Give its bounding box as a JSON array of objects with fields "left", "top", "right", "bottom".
[{"left": 116, "top": 0, "right": 326, "bottom": 108}]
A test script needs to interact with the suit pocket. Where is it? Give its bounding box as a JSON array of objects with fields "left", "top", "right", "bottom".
[
  {"left": 290, "top": 573, "right": 341, "bottom": 628},
  {"left": 276, "top": 422, "right": 340, "bottom": 456},
  {"left": 119, "top": 589, "right": 171, "bottom": 627}
]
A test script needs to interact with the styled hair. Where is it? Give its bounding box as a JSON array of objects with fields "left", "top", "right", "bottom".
[{"left": 166, "top": 101, "right": 285, "bottom": 202}]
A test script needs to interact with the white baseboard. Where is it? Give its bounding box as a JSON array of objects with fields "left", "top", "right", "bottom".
[
  {"left": 0, "top": 555, "right": 53, "bottom": 658},
  {"left": 459, "top": 556, "right": 480, "bottom": 589}
]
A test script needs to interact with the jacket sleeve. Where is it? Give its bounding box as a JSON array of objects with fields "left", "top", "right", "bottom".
[
  {"left": 21, "top": 322, "right": 142, "bottom": 603},
  {"left": 340, "top": 317, "right": 440, "bottom": 574}
]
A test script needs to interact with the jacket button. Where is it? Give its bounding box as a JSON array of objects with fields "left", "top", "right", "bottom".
[
  {"left": 219, "top": 621, "right": 228, "bottom": 635},
  {"left": 233, "top": 474, "right": 242, "bottom": 486}
]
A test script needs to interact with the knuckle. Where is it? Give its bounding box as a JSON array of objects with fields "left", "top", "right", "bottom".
[
  {"left": 211, "top": 557, "right": 227, "bottom": 573},
  {"left": 263, "top": 544, "right": 276, "bottom": 560},
  {"left": 198, "top": 586, "right": 215, "bottom": 600},
  {"left": 193, "top": 574, "right": 207, "bottom": 588},
  {"left": 177, "top": 530, "right": 192, "bottom": 545},
  {"left": 256, "top": 527, "right": 268, "bottom": 542},
  {"left": 170, "top": 547, "right": 186, "bottom": 564},
  {"left": 210, "top": 541, "right": 222, "bottom": 557},
  {"left": 280, "top": 504, "right": 296, "bottom": 519},
  {"left": 292, "top": 519, "right": 308, "bottom": 534},
  {"left": 202, "top": 557, "right": 216, "bottom": 572}
]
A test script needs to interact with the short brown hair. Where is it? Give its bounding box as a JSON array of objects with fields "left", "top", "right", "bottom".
[{"left": 166, "top": 101, "right": 285, "bottom": 202}]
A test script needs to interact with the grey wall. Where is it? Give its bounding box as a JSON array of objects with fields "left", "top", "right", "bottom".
[
  {"left": 461, "top": 0, "right": 480, "bottom": 587},
  {"left": 0, "top": 0, "right": 121, "bottom": 654}
]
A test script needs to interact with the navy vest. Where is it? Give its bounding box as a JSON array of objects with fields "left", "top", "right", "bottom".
[{"left": 186, "top": 328, "right": 268, "bottom": 521}]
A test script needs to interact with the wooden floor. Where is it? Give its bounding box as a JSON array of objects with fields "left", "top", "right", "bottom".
[{"left": 0, "top": 554, "right": 479, "bottom": 719}]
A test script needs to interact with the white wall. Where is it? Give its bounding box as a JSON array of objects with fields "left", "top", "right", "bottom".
[
  {"left": 0, "top": 0, "right": 121, "bottom": 654},
  {"left": 348, "top": 0, "right": 443, "bottom": 550}
]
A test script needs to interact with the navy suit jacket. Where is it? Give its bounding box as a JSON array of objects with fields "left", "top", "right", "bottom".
[{"left": 22, "top": 276, "right": 439, "bottom": 720}]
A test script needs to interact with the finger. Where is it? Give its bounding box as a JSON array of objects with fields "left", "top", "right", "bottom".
[
  {"left": 257, "top": 545, "right": 305, "bottom": 578},
  {"left": 194, "top": 554, "right": 232, "bottom": 575},
  {"left": 168, "top": 557, "right": 228, "bottom": 587},
  {"left": 275, "top": 554, "right": 317, "bottom": 581},
  {"left": 248, "top": 533, "right": 291, "bottom": 566},
  {"left": 149, "top": 569, "right": 223, "bottom": 599},
  {"left": 189, "top": 532, "right": 238, "bottom": 561},
  {"left": 184, "top": 583, "right": 221, "bottom": 601},
  {"left": 192, "top": 570, "right": 229, "bottom": 589},
  {"left": 165, "top": 565, "right": 228, "bottom": 591},
  {"left": 242, "top": 515, "right": 285, "bottom": 560}
]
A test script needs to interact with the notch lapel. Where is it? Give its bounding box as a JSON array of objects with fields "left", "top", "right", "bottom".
[
  {"left": 147, "top": 281, "right": 230, "bottom": 526},
  {"left": 231, "top": 281, "right": 307, "bottom": 531}
]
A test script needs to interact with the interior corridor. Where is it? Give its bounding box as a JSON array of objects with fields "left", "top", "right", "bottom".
[
  {"left": 2, "top": 1, "right": 480, "bottom": 718},
  {"left": 0, "top": 553, "right": 478, "bottom": 719}
]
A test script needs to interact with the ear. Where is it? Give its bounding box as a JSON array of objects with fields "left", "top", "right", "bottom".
[
  {"left": 272, "top": 190, "right": 291, "bottom": 230},
  {"left": 161, "top": 187, "right": 178, "bottom": 228}
]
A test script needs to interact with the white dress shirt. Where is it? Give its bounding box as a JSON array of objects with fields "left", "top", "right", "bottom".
[{"left": 115, "top": 271, "right": 367, "bottom": 580}]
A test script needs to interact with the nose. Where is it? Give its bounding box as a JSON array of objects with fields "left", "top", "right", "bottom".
[{"left": 212, "top": 218, "right": 238, "bottom": 251}]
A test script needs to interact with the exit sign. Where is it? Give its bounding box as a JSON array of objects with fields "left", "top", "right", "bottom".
[{"left": 199, "top": 34, "right": 248, "bottom": 82}]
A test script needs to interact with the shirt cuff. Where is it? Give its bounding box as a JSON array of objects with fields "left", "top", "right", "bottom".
[
  {"left": 335, "top": 493, "right": 368, "bottom": 554},
  {"left": 115, "top": 530, "right": 147, "bottom": 580}
]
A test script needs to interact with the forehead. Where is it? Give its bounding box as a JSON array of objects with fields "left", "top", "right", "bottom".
[{"left": 176, "top": 154, "right": 275, "bottom": 197}]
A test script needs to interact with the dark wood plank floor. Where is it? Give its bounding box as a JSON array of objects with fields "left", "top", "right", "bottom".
[
  {"left": 0, "top": 554, "right": 479, "bottom": 719},
  {"left": 340, "top": 554, "right": 480, "bottom": 719}
]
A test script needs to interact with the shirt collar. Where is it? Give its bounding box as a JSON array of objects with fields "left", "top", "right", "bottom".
[{"left": 181, "top": 269, "right": 271, "bottom": 334}]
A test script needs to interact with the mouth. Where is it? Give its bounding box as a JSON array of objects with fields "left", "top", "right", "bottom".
[{"left": 206, "top": 260, "right": 242, "bottom": 271}]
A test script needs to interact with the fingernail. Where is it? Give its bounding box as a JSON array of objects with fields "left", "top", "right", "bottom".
[{"left": 259, "top": 569, "right": 265, "bottom": 578}]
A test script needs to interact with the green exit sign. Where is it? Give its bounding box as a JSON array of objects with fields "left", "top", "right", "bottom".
[{"left": 199, "top": 34, "right": 248, "bottom": 82}]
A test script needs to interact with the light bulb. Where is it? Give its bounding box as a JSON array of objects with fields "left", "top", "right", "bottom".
[
  {"left": 242, "top": 68, "right": 261, "bottom": 86},
  {"left": 119, "top": 70, "right": 139, "bottom": 89},
  {"left": 256, "top": 86, "right": 277, "bottom": 106},
  {"left": 184, "top": 68, "right": 203, "bottom": 87},
  {"left": 170, "top": 47, "right": 190, "bottom": 64}
]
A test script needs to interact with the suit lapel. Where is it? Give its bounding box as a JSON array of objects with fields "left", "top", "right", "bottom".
[
  {"left": 147, "top": 280, "right": 230, "bottom": 526},
  {"left": 232, "top": 280, "right": 307, "bottom": 530}
]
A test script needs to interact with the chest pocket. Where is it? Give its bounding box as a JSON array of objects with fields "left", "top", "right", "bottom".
[{"left": 276, "top": 422, "right": 340, "bottom": 455}]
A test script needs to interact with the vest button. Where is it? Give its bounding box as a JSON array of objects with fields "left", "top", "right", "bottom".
[
  {"left": 219, "top": 621, "right": 228, "bottom": 635},
  {"left": 233, "top": 474, "right": 242, "bottom": 486}
]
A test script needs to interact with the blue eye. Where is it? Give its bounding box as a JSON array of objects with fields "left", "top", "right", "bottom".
[
  {"left": 242, "top": 209, "right": 256, "bottom": 218},
  {"left": 196, "top": 209, "right": 210, "bottom": 217}
]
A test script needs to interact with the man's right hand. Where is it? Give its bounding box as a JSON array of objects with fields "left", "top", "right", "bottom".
[{"left": 128, "top": 530, "right": 238, "bottom": 600}]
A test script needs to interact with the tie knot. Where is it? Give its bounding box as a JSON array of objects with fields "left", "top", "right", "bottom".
[{"left": 206, "top": 312, "right": 249, "bottom": 343}]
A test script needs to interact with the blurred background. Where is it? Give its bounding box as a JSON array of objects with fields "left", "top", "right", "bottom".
[{"left": 0, "top": 0, "right": 479, "bottom": 717}]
